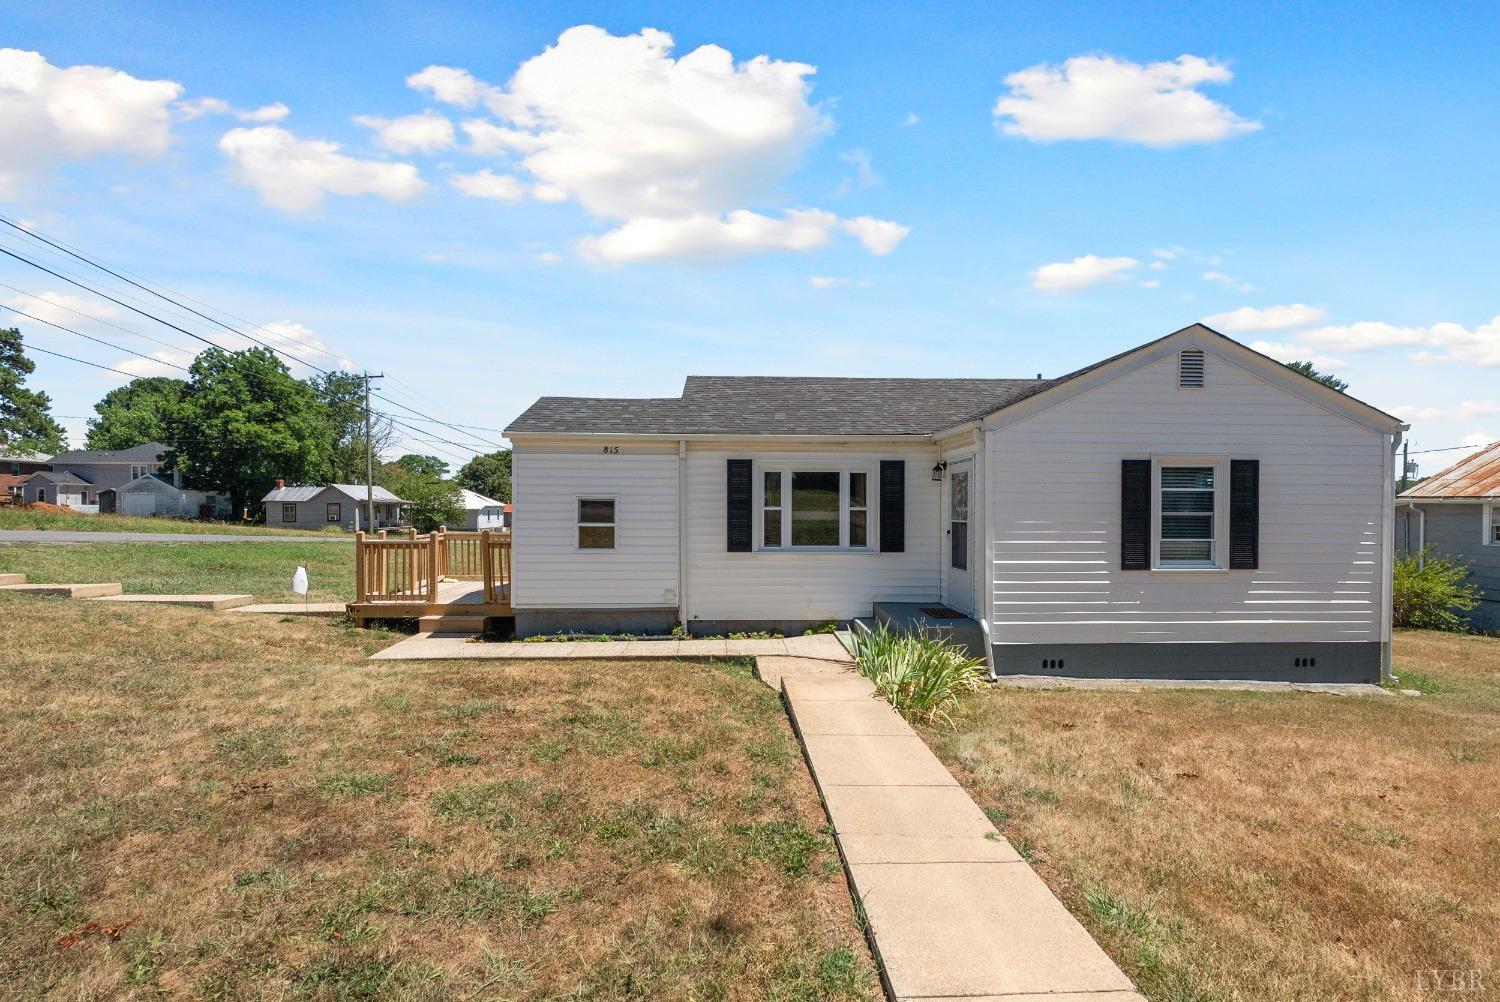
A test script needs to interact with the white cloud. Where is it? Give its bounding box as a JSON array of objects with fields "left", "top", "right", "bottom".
[
  {"left": 902, "top": 111, "right": 920, "bottom": 126},
  {"left": 1296, "top": 321, "right": 1427, "bottom": 352},
  {"left": 4, "top": 289, "right": 118, "bottom": 327},
  {"left": 253, "top": 319, "right": 355, "bottom": 372},
  {"left": 1294, "top": 318, "right": 1500, "bottom": 367},
  {"left": 0, "top": 47, "right": 182, "bottom": 196},
  {"left": 355, "top": 110, "right": 455, "bottom": 153},
  {"left": 1202, "top": 303, "right": 1327, "bottom": 333},
  {"left": 412, "top": 26, "right": 905, "bottom": 261},
  {"left": 1140, "top": 278, "right": 1160, "bottom": 289},
  {"left": 116, "top": 348, "right": 193, "bottom": 379},
  {"left": 994, "top": 54, "right": 1261, "bottom": 147},
  {"left": 239, "top": 102, "right": 289, "bottom": 123},
  {"left": 810, "top": 275, "right": 854, "bottom": 289},
  {"left": 1461, "top": 431, "right": 1497, "bottom": 448},
  {"left": 840, "top": 216, "right": 909, "bottom": 255},
  {"left": 1202, "top": 270, "right": 1256, "bottom": 292},
  {"left": 1246, "top": 339, "right": 1347, "bottom": 370},
  {"left": 450, "top": 168, "right": 526, "bottom": 201},
  {"left": 579, "top": 209, "right": 838, "bottom": 264},
  {"left": 1152, "top": 246, "right": 1182, "bottom": 260},
  {"left": 219, "top": 125, "right": 425, "bottom": 213},
  {"left": 834, "top": 148, "right": 881, "bottom": 195},
  {"left": 1029, "top": 254, "right": 1139, "bottom": 293}
]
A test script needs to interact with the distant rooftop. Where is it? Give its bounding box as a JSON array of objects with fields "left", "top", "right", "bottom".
[
  {"left": 49, "top": 442, "right": 165, "bottom": 465},
  {"left": 1400, "top": 440, "right": 1500, "bottom": 500}
]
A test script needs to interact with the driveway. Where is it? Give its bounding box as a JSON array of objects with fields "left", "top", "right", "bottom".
[{"left": 0, "top": 530, "right": 354, "bottom": 544}]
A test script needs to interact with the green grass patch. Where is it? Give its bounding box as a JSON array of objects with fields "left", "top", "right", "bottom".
[{"left": 0, "top": 507, "right": 340, "bottom": 536}]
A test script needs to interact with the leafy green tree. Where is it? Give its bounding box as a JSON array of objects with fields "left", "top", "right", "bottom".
[
  {"left": 396, "top": 453, "right": 448, "bottom": 479},
  {"left": 165, "top": 347, "right": 333, "bottom": 517},
  {"left": 387, "top": 469, "right": 463, "bottom": 531},
  {"left": 85, "top": 376, "right": 187, "bottom": 450},
  {"left": 456, "top": 449, "right": 511, "bottom": 501},
  {"left": 1285, "top": 360, "right": 1348, "bottom": 393},
  {"left": 308, "top": 371, "right": 394, "bottom": 483},
  {"left": 0, "top": 327, "right": 66, "bottom": 453}
]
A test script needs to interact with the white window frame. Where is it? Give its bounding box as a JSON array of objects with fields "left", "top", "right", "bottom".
[
  {"left": 576, "top": 496, "right": 618, "bottom": 551},
  {"left": 1484, "top": 502, "right": 1499, "bottom": 546},
  {"left": 326, "top": 502, "right": 342, "bottom": 523},
  {"left": 754, "top": 464, "right": 875, "bottom": 552},
  {"left": 1151, "top": 455, "right": 1228, "bottom": 571}
]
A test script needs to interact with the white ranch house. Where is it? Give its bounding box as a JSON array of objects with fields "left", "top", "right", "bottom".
[
  {"left": 261, "top": 482, "right": 406, "bottom": 531},
  {"left": 503, "top": 326, "right": 1404, "bottom": 683}
]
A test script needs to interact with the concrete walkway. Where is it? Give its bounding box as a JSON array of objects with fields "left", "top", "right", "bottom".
[
  {"left": 0, "top": 530, "right": 352, "bottom": 544},
  {"left": 89, "top": 593, "right": 255, "bottom": 610},
  {"left": 369, "top": 631, "right": 851, "bottom": 661},
  {"left": 762, "top": 655, "right": 1144, "bottom": 1002}
]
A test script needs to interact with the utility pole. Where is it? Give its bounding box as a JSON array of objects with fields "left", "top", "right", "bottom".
[
  {"left": 363, "top": 371, "right": 383, "bottom": 531},
  {"left": 1400, "top": 439, "right": 1410, "bottom": 492}
]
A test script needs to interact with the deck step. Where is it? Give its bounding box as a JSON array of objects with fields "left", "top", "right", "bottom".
[
  {"left": 0, "top": 573, "right": 25, "bottom": 586},
  {"left": 418, "top": 614, "right": 490, "bottom": 634}
]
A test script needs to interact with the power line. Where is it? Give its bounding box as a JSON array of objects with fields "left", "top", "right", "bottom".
[
  {"left": 0, "top": 280, "right": 200, "bottom": 357},
  {"left": 21, "top": 342, "right": 144, "bottom": 379},
  {"left": 1, "top": 304, "right": 190, "bottom": 373}
]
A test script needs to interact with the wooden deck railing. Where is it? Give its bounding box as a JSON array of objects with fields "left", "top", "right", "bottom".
[{"left": 355, "top": 527, "right": 511, "bottom": 605}]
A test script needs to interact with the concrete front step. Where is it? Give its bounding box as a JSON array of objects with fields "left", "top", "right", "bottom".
[
  {"left": 0, "top": 582, "right": 123, "bottom": 598},
  {"left": 0, "top": 573, "right": 25, "bottom": 586},
  {"left": 870, "top": 601, "right": 986, "bottom": 657},
  {"left": 91, "top": 593, "right": 256, "bottom": 611}
]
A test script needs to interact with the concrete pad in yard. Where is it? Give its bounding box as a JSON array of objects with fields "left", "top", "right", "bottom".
[
  {"left": 0, "top": 582, "right": 122, "bottom": 598},
  {"left": 789, "top": 697, "right": 914, "bottom": 737},
  {"left": 230, "top": 602, "right": 347, "bottom": 617},
  {"left": 799, "top": 733, "right": 957, "bottom": 788},
  {"left": 781, "top": 672, "right": 877, "bottom": 702},
  {"left": 849, "top": 861, "right": 1139, "bottom": 1000},
  {"left": 0, "top": 573, "right": 25, "bottom": 585},
  {"left": 822, "top": 784, "right": 1017, "bottom": 864},
  {"left": 756, "top": 655, "right": 851, "bottom": 688},
  {"left": 91, "top": 593, "right": 255, "bottom": 611}
]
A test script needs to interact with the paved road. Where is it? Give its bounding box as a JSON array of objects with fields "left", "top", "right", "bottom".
[{"left": 0, "top": 530, "right": 354, "bottom": 544}]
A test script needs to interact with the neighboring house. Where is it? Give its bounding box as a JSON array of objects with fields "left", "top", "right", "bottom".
[
  {"left": 1396, "top": 440, "right": 1500, "bottom": 631},
  {"left": 1, "top": 452, "right": 50, "bottom": 502},
  {"left": 26, "top": 442, "right": 167, "bottom": 513},
  {"left": 504, "top": 324, "right": 1405, "bottom": 683},
  {"left": 18, "top": 470, "right": 93, "bottom": 509},
  {"left": 261, "top": 481, "right": 407, "bottom": 531},
  {"left": 457, "top": 488, "right": 507, "bottom": 531},
  {"left": 503, "top": 503, "right": 513, "bottom": 530},
  {"left": 119, "top": 473, "right": 232, "bottom": 520}
]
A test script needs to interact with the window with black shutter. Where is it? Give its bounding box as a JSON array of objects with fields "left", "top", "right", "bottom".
[
  {"left": 726, "top": 459, "right": 752, "bottom": 552},
  {"left": 1120, "top": 459, "right": 1151, "bottom": 570},
  {"left": 1229, "top": 459, "right": 1260, "bottom": 569}
]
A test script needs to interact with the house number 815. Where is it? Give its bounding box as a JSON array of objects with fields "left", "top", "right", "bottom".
[{"left": 601, "top": 446, "right": 619, "bottom": 454}]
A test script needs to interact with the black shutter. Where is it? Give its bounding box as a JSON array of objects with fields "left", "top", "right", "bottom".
[
  {"left": 1229, "top": 459, "right": 1260, "bottom": 570},
  {"left": 726, "top": 459, "right": 752, "bottom": 552},
  {"left": 878, "top": 460, "right": 905, "bottom": 553},
  {"left": 1120, "top": 459, "right": 1151, "bottom": 570}
]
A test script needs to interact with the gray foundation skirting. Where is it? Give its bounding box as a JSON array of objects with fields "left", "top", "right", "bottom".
[
  {"left": 992, "top": 641, "right": 1383, "bottom": 684},
  {"left": 687, "top": 619, "right": 835, "bottom": 638},
  {"left": 515, "top": 608, "right": 678, "bottom": 637}
]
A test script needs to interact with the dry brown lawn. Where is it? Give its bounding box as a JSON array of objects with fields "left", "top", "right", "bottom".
[
  {"left": 0, "top": 593, "right": 876, "bottom": 1000},
  {"left": 922, "top": 630, "right": 1500, "bottom": 1002}
]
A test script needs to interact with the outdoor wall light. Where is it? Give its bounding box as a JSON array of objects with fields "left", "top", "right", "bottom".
[{"left": 932, "top": 461, "right": 947, "bottom": 481}]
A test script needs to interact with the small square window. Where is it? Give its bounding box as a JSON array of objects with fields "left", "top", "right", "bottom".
[{"left": 578, "top": 498, "right": 615, "bottom": 549}]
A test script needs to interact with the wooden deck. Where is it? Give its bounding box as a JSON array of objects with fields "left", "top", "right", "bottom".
[{"left": 349, "top": 527, "right": 512, "bottom": 625}]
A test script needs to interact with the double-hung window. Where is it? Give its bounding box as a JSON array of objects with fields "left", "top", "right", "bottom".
[
  {"left": 327, "top": 502, "right": 341, "bottom": 523},
  {"left": 1156, "top": 461, "right": 1221, "bottom": 567},
  {"left": 282, "top": 503, "right": 297, "bottom": 523},
  {"left": 1486, "top": 503, "right": 1500, "bottom": 545},
  {"left": 577, "top": 498, "right": 616, "bottom": 549},
  {"left": 758, "top": 468, "right": 872, "bottom": 550}
]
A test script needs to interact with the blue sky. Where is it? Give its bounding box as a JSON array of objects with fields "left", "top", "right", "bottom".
[{"left": 2, "top": 1, "right": 1497, "bottom": 473}]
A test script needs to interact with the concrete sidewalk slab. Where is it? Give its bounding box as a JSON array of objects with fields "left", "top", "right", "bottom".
[
  {"left": 91, "top": 593, "right": 255, "bottom": 610},
  {"left": 230, "top": 603, "right": 348, "bottom": 617},
  {"left": 0, "top": 582, "right": 122, "bottom": 598},
  {"left": 781, "top": 672, "right": 878, "bottom": 702},
  {"left": 0, "top": 573, "right": 24, "bottom": 585},
  {"left": 787, "top": 697, "right": 915, "bottom": 736},
  {"left": 849, "top": 861, "right": 1141, "bottom": 1000},
  {"left": 755, "top": 655, "right": 851, "bottom": 689},
  {"left": 799, "top": 734, "right": 958, "bottom": 788}
]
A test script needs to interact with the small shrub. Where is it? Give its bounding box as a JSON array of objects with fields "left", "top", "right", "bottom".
[
  {"left": 849, "top": 621, "right": 987, "bottom": 726},
  {"left": 1393, "top": 547, "right": 1480, "bottom": 630},
  {"left": 802, "top": 619, "right": 840, "bottom": 635}
]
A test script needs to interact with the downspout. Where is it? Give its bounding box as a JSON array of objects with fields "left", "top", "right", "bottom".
[
  {"left": 677, "top": 440, "right": 688, "bottom": 633},
  {"left": 977, "top": 425, "right": 998, "bottom": 682},
  {"left": 1381, "top": 429, "right": 1407, "bottom": 685}
]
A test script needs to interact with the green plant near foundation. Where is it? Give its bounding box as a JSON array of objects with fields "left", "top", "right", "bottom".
[{"left": 849, "top": 621, "right": 986, "bottom": 726}]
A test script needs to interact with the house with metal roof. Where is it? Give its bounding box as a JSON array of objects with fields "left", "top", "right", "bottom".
[
  {"left": 1, "top": 451, "right": 50, "bottom": 503},
  {"left": 261, "top": 481, "right": 407, "bottom": 532},
  {"left": 504, "top": 325, "right": 1406, "bottom": 682},
  {"left": 457, "top": 488, "right": 507, "bottom": 531},
  {"left": 1397, "top": 439, "right": 1500, "bottom": 631}
]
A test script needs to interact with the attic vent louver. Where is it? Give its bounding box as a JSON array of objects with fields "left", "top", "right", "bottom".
[{"left": 1178, "top": 348, "right": 1206, "bottom": 389}]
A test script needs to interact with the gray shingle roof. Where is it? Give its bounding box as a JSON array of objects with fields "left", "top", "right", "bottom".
[
  {"left": 506, "top": 376, "right": 1044, "bottom": 437},
  {"left": 48, "top": 442, "right": 165, "bottom": 465},
  {"left": 23, "top": 469, "right": 90, "bottom": 486},
  {"left": 262, "top": 484, "right": 405, "bottom": 504}
]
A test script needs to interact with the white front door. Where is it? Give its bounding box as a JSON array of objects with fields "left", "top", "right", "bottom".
[{"left": 944, "top": 458, "right": 974, "bottom": 615}]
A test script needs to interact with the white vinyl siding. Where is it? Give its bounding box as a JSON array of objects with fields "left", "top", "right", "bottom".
[
  {"left": 987, "top": 349, "right": 1388, "bottom": 645},
  {"left": 686, "top": 441, "right": 939, "bottom": 622},
  {"left": 511, "top": 444, "right": 680, "bottom": 609}
]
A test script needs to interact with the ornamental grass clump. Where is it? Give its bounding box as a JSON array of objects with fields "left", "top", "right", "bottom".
[{"left": 850, "top": 621, "right": 987, "bottom": 726}]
